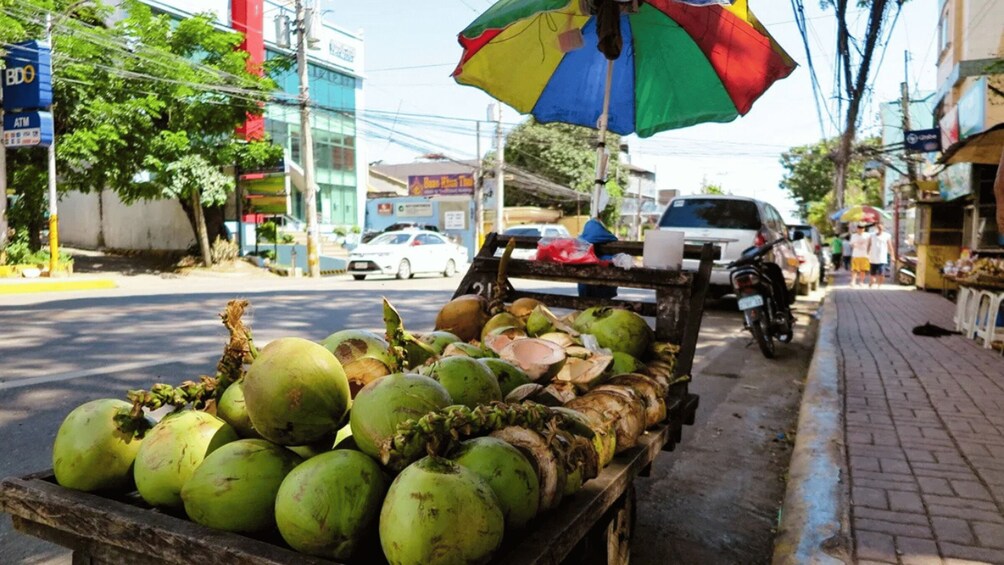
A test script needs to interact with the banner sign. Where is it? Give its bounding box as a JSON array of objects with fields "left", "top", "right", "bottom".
[
  {"left": 904, "top": 128, "right": 941, "bottom": 153},
  {"left": 3, "top": 111, "right": 53, "bottom": 148},
  {"left": 408, "top": 174, "right": 475, "bottom": 196},
  {"left": 2, "top": 41, "right": 53, "bottom": 110},
  {"left": 939, "top": 163, "right": 972, "bottom": 202},
  {"left": 396, "top": 202, "right": 433, "bottom": 218},
  {"left": 958, "top": 77, "right": 987, "bottom": 140}
]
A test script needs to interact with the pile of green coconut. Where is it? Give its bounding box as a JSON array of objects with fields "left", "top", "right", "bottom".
[{"left": 50, "top": 294, "right": 681, "bottom": 565}]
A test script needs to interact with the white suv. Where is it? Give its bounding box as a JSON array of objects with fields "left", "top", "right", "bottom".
[
  {"left": 657, "top": 195, "right": 799, "bottom": 298},
  {"left": 499, "top": 224, "right": 572, "bottom": 260}
]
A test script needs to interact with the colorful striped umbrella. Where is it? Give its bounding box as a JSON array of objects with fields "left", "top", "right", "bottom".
[
  {"left": 830, "top": 205, "right": 892, "bottom": 224},
  {"left": 453, "top": 0, "right": 796, "bottom": 138},
  {"left": 453, "top": 0, "right": 796, "bottom": 214}
]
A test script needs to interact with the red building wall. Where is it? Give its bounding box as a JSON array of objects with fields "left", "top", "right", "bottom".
[{"left": 231, "top": 0, "right": 265, "bottom": 140}]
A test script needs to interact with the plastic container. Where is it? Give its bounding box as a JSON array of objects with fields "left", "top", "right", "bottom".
[{"left": 643, "top": 230, "right": 684, "bottom": 270}]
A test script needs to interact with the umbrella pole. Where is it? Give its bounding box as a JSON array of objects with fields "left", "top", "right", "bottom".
[{"left": 591, "top": 58, "right": 615, "bottom": 218}]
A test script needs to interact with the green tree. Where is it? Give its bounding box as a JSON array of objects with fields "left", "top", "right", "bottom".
[
  {"left": 699, "top": 177, "right": 725, "bottom": 195},
  {"left": 822, "top": 0, "right": 906, "bottom": 209},
  {"left": 503, "top": 119, "right": 624, "bottom": 225},
  {"left": 779, "top": 137, "right": 883, "bottom": 235},
  {"left": 6, "top": 0, "right": 281, "bottom": 264}
]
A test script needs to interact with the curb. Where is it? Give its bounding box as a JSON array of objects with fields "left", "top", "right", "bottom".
[
  {"left": 772, "top": 293, "right": 852, "bottom": 564},
  {"left": 0, "top": 279, "right": 118, "bottom": 295}
]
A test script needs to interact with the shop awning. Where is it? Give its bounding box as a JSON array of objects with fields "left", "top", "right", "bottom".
[{"left": 940, "top": 123, "right": 1004, "bottom": 165}]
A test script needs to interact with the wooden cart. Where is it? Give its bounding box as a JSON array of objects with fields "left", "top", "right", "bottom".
[{"left": 0, "top": 234, "right": 713, "bottom": 565}]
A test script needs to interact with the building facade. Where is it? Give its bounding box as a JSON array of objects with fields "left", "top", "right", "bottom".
[{"left": 912, "top": 0, "right": 1003, "bottom": 288}]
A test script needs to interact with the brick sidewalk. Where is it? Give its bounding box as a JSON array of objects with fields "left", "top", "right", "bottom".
[{"left": 836, "top": 285, "right": 1004, "bottom": 564}]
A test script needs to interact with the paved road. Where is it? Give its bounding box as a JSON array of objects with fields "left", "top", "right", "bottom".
[{"left": 0, "top": 271, "right": 821, "bottom": 563}]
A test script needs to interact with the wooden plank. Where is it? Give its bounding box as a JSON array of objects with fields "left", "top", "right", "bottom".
[
  {"left": 674, "top": 244, "right": 714, "bottom": 379},
  {"left": 0, "top": 477, "right": 333, "bottom": 565},
  {"left": 465, "top": 258, "right": 693, "bottom": 289}
]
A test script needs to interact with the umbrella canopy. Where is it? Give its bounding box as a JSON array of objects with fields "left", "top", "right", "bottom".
[
  {"left": 830, "top": 205, "right": 892, "bottom": 224},
  {"left": 453, "top": 0, "right": 796, "bottom": 138}
]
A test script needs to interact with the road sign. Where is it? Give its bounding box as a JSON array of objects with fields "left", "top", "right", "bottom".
[
  {"left": 2, "top": 111, "right": 54, "bottom": 148},
  {"left": 2, "top": 41, "right": 53, "bottom": 111},
  {"left": 904, "top": 128, "right": 941, "bottom": 153}
]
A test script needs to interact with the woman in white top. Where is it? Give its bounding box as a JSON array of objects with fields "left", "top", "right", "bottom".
[{"left": 848, "top": 224, "right": 871, "bottom": 287}]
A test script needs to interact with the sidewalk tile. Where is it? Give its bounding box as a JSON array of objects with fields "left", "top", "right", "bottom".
[{"left": 831, "top": 288, "right": 1004, "bottom": 564}]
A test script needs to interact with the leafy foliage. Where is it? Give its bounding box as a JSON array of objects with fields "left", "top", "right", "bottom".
[
  {"left": 503, "top": 119, "right": 624, "bottom": 224},
  {"left": 779, "top": 137, "right": 884, "bottom": 235},
  {"left": 5, "top": 0, "right": 282, "bottom": 258}
]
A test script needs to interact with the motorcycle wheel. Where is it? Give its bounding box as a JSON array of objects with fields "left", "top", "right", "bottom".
[{"left": 746, "top": 308, "right": 776, "bottom": 358}]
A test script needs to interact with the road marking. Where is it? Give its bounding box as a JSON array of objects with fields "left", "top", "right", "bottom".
[{"left": 0, "top": 354, "right": 217, "bottom": 391}]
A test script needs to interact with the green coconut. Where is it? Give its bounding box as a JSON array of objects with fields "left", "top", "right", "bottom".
[
  {"left": 405, "top": 331, "right": 461, "bottom": 368},
  {"left": 435, "top": 294, "right": 491, "bottom": 342},
  {"left": 288, "top": 433, "right": 337, "bottom": 459},
  {"left": 134, "top": 410, "right": 239, "bottom": 508},
  {"left": 442, "top": 341, "right": 491, "bottom": 358},
  {"left": 52, "top": 399, "right": 153, "bottom": 493},
  {"left": 275, "top": 450, "right": 387, "bottom": 560},
  {"left": 480, "top": 358, "right": 533, "bottom": 397},
  {"left": 610, "top": 352, "right": 646, "bottom": 375},
  {"left": 525, "top": 306, "right": 556, "bottom": 337},
  {"left": 427, "top": 356, "right": 502, "bottom": 409},
  {"left": 243, "top": 337, "right": 351, "bottom": 446},
  {"left": 452, "top": 437, "right": 539, "bottom": 529},
  {"left": 508, "top": 297, "right": 544, "bottom": 321},
  {"left": 350, "top": 373, "right": 453, "bottom": 461},
  {"left": 572, "top": 307, "right": 654, "bottom": 359},
  {"left": 320, "top": 329, "right": 395, "bottom": 396},
  {"left": 379, "top": 456, "right": 504, "bottom": 565},
  {"left": 181, "top": 439, "right": 302, "bottom": 533},
  {"left": 217, "top": 381, "right": 261, "bottom": 439},
  {"left": 481, "top": 312, "right": 524, "bottom": 342}
]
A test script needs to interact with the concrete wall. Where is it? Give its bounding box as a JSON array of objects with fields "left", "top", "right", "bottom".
[{"left": 59, "top": 190, "right": 196, "bottom": 251}]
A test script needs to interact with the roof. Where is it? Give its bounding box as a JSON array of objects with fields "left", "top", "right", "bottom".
[{"left": 938, "top": 123, "right": 1004, "bottom": 165}]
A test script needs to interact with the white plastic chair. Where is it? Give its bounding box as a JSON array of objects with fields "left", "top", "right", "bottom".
[
  {"left": 960, "top": 288, "right": 985, "bottom": 339},
  {"left": 955, "top": 286, "right": 977, "bottom": 332},
  {"left": 973, "top": 291, "right": 1004, "bottom": 351}
]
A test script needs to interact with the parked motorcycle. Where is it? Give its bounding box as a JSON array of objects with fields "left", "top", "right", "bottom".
[{"left": 727, "top": 233, "right": 803, "bottom": 358}]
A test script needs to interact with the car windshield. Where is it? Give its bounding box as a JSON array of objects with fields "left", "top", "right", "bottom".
[
  {"left": 502, "top": 227, "right": 542, "bottom": 237},
  {"left": 369, "top": 233, "right": 411, "bottom": 245},
  {"left": 659, "top": 199, "right": 760, "bottom": 230}
]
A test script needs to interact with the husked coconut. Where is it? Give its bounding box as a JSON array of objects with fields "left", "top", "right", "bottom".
[
  {"left": 555, "top": 356, "right": 613, "bottom": 391},
  {"left": 435, "top": 294, "right": 490, "bottom": 342},
  {"left": 598, "top": 374, "right": 667, "bottom": 427},
  {"left": 508, "top": 297, "right": 544, "bottom": 321},
  {"left": 490, "top": 426, "right": 565, "bottom": 511},
  {"left": 499, "top": 338, "right": 566, "bottom": 382},
  {"left": 566, "top": 389, "right": 646, "bottom": 452}
]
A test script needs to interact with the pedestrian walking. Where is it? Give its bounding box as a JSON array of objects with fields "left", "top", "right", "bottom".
[
  {"left": 868, "top": 223, "right": 895, "bottom": 287},
  {"left": 849, "top": 224, "right": 871, "bottom": 287},
  {"left": 841, "top": 233, "right": 852, "bottom": 271},
  {"left": 829, "top": 234, "right": 843, "bottom": 271}
]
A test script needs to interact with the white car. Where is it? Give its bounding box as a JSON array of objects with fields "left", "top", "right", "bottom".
[
  {"left": 347, "top": 230, "right": 467, "bottom": 280},
  {"left": 793, "top": 238, "right": 821, "bottom": 295},
  {"left": 657, "top": 195, "right": 799, "bottom": 298}
]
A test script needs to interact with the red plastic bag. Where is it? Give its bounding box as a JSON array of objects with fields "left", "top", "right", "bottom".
[{"left": 535, "top": 238, "right": 610, "bottom": 265}]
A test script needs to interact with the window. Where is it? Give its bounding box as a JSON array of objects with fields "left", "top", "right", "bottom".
[
  {"left": 659, "top": 199, "right": 761, "bottom": 230},
  {"left": 937, "top": 9, "right": 950, "bottom": 55}
]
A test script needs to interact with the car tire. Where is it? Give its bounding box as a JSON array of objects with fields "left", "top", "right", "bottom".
[
  {"left": 353, "top": 274, "right": 366, "bottom": 281},
  {"left": 443, "top": 259, "right": 456, "bottom": 277},
  {"left": 396, "top": 260, "right": 411, "bottom": 280}
]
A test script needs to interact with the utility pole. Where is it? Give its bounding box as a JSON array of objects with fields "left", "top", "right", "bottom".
[
  {"left": 45, "top": 14, "right": 59, "bottom": 275},
  {"left": 895, "top": 50, "right": 917, "bottom": 277},
  {"left": 0, "top": 86, "right": 6, "bottom": 257},
  {"left": 295, "top": 0, "right": 320, "bottom": 277},
  {"left": 492, "top": 104, "right": 505, "bottom": 234},
  {"left": 474, "top": 120, "right": 483, "bottom": 247}
]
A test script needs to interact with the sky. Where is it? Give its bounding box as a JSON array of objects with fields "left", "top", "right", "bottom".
[{"left": 327, "top": 0, "right": 940, "bottom": 222}]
